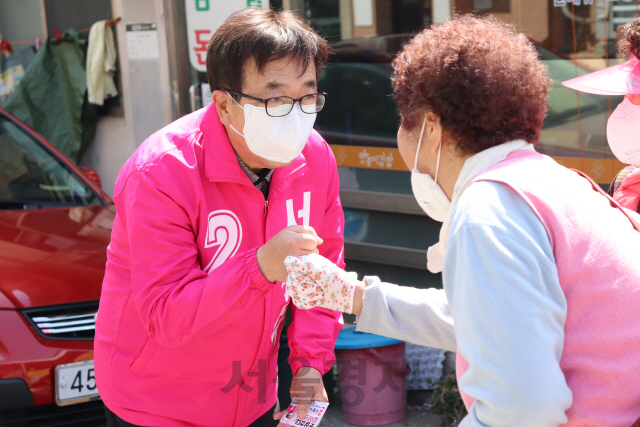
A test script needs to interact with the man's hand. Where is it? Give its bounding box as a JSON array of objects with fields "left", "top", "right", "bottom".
[
  {"left": 274, "top": 367, "right": 328, "bottom": 423},
  {"left": 352, "top": 279, "right": 365, "bottom": 316},
  {"left": 257, "top": 225, "right": 323, "bottom": 283}
]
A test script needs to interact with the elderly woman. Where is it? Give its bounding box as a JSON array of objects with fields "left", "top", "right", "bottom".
[{"left": 283, "top": 15, "right": 640, "bottom": 427}]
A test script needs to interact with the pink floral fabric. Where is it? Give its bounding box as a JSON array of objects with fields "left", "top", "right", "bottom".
[{"left": 285, "top": 254, "right": 358, "bottom": 313}]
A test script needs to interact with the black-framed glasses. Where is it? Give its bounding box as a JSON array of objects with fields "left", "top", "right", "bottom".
[{"left": 224, "top": 89, "right": 327, "bottom": 117}]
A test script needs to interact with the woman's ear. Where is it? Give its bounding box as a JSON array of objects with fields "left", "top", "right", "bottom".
[
  {"left": 212, "top": 90, "right": 232, "bottom": 125},
  {"left": 425, "top": 112, "right": 444, "bottom": 154}
]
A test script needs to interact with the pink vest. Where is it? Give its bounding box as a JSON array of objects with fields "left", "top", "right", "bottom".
[{"left": 455, "top": 150, "right": 640, "bottom": 426}]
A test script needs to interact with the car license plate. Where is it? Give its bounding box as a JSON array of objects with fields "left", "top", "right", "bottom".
[{"left": 55, "top": 360, "right": 100, "bottom": 406}]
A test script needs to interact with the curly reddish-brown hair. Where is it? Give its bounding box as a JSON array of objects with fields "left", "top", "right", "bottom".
[
  {"left": 392, "top": 14, "right": 551, "bottom": 155},
  {"left": 617, "top": 16, "right": 640, "bottom": 60}
]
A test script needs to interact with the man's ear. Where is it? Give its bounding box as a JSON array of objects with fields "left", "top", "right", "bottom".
[{"left": 212, "top": 90, "right": 232, "bottom": 126}]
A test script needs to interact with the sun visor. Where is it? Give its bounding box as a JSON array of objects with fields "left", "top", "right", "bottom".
[{"left": 561, "top": 56, "right": 640, "bottom": 95}]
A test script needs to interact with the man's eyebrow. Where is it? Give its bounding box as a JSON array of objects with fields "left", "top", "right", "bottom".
[
  {"left": 263, "top": 80, "right": 318, "bottom": 90},
  {"left": 265, "top": 81, "right": 286, "bottom": 90}
]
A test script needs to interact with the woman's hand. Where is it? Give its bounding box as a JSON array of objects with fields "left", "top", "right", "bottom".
[{"left": 284, "top": 254, "right": 360, "bottom": 313}]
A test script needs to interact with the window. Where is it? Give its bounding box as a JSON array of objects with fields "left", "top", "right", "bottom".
[
  {"left": 0, "top": 117, "right": 101, "bottom": 208},
  {"left": 313, "top": 0, "right": 638, "bottom": 162}
]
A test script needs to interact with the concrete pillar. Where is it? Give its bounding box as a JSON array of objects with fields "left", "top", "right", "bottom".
[
  {"left": 82, "top": 0, "right": 174, "bottom": 196},
  {"left": 339, "top": 0, "right": 354, "bottom": 40},
  {"left": 353, "top": 0, "right": 377, "bottom": 38}
]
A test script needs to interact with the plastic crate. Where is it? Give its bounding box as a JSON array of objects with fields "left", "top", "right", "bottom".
[{"left": 405, "top": 343, "right": 446, "bottom": 390}]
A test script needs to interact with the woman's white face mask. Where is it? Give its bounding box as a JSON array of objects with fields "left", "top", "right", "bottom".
[
  {"left": 607, "top": 97, "right": 640, "bottom": 165},
  {"left": 227, "top": 93, "right": 317, "bottom": 163},
  {"left": 410, "top": 118, "right": 451, "bottom": 222}
]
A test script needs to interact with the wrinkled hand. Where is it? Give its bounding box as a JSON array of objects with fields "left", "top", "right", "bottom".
[
  {"left": 274, "top": 367, "right": 327, "bottom": 423},
  {"left": 257, "top": 225, "right": 323, "bottom": 283},
  {"left": 284, "top": 254, "right": 359, "bottom": 313}
]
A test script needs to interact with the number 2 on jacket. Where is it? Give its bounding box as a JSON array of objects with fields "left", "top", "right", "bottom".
[{"left": 204, "top": 210, "right": 243, "bottom": 274}]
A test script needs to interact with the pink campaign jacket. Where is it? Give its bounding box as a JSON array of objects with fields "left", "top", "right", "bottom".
[{"left": 94, "top": 104, "right": 344, "bottom": 427}]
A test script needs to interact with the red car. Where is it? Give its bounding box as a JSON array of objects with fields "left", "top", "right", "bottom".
[{"left": 0, "top": 108, "right": 113, "bottom": 426}]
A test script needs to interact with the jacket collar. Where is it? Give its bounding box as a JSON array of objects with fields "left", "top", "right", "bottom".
[{"left": 201, "top": 104, "right": 307, "bottom": 187}]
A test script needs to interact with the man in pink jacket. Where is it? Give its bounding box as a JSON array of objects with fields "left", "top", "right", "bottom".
[{"left": 95, "top": 8, "right": 344, "bottom": 427}]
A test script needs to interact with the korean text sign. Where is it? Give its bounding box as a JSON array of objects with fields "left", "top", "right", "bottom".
[{"left": 184, "top": 0, "right": 269, "bottom": 72}]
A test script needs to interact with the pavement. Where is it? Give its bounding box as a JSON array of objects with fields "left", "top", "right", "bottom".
[{"left": 320, "top": 391, "right": 445, "bottom": 427}]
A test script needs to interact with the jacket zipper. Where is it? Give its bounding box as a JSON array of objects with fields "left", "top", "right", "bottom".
[{"left": 263, "top": 162, "right": 306, "bottom": 218}]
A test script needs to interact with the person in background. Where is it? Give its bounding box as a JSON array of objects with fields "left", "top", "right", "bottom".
[
  {"left": 563, "top": 17, "right": 640, "bottom": 212},
  {"left": 283, "top": 15, "right": 640, "bottom": 427},
  {"left": 95, "top": 8, "right": 344, "bottom": 427},
  {"left": 609, "top": 164, "right": 640, "bottom": 211}
]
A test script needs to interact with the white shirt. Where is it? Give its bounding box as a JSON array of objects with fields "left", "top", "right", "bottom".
[{"left": 357, "top": 180, "right": 573, "bottom": 426}]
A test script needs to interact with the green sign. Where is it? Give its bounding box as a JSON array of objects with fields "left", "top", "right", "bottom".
[{"left": 247, "top": 0, "right": 262, "bottom": 7}]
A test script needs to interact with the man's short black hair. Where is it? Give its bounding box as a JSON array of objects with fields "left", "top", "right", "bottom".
[{"left": 206, "top": 8, "right": 329, "bottom": 92}]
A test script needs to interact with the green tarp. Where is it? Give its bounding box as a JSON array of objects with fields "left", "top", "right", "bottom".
[{"left": 4, "top": 29, "right": 98, "bottom": 163}]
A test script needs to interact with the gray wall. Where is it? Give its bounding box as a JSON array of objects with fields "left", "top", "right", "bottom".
[
  {"left": 1, "top": 0, "right": 178, "bottom": 197},
  {"left": 44, "top": 0, "right": 113, "bottom": 34}
]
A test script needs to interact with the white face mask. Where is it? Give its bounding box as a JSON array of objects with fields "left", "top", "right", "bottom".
[
  {"left": 607, "top": 97, "right": 640, "bottom": 165},
  {"left": 227, "top": 94, "right": 317, "bottom": 163},
  {"left": 410, "top": 118, "right": 451, "bottom": 222}
]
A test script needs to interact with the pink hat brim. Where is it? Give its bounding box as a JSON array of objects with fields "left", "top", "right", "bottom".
[{"left": 561, "top": 56, "right": 640, "bottom": 95}]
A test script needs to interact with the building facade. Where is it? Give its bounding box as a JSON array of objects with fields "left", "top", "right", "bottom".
[{"left": 1, "top": 0, "right": 637, "bottom": 286}]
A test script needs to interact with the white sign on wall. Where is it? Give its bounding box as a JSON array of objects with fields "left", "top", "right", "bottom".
[
  {"left": 353, "top": 0, "right": 374, "bottom": 27},
  {"left": 202, "top": 83, "right": 213, "bottom": 107},
  {"left": 185, "top": 0, "right": 270, "bottom": 72},
  {"left": 126, "top": 23, "right": 160, "bottom": 60}
]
